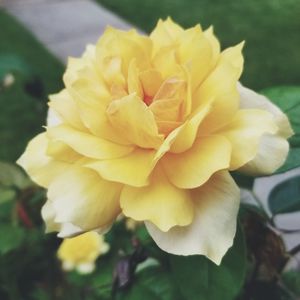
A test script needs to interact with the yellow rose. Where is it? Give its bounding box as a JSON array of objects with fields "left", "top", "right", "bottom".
[
  {"left": 17, "top": 18, "right": 293, "bottom": 265},
  {"left": 57, "top": 232, "right": 109, "bottom": 274}
]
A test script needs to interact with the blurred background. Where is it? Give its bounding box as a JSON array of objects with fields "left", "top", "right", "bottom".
[{"left": 0, "top": 0, "right": 300, "bottom": 299}]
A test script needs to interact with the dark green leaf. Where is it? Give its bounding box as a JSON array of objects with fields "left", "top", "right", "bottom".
[
  {"left": 0, "top": 161, "right": 31, "bottom": 189},
  {"left": 117, "top": 266, "right": 180, "bottom": 300},
  {"left": 282, "top": 271, "right": 300, "bottom": 297},
  {"left": 268, "top": 176, "right": 300, "bottom": 215},
  {"left": 0, "top": 186, "right": 17, "bottom": 205},
  {"left": 231, "top": 172, "right": 255, "bottom": 190},
  {"left": 262, "top": 86, "right": 300, "bottom": 173},
  {"left": 0, "top": 54, "right": 33, "bottom": 79},
  {"left": 276, "top": 148, "right": 300, "bottom": 174},
  {"left": 169, "top": 223, "right": 247, "bottom": 300},
  {"left": 239, "top": 203, "right": 269, "bottom": 220},
  {"left": 0, "top": 225, "right": 25, "bottom": 254}
]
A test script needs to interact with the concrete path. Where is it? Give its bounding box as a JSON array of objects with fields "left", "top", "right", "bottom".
[
  {"left": 1, "top": 0, "right": 300, "bottom": 257},
  {"left": 1, "top": 0, "right": 133, "bottom": 62}
]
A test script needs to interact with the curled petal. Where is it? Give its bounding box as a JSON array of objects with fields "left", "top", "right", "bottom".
[{"left": 145, "top": 171, "right": 240, "bottom": 265}]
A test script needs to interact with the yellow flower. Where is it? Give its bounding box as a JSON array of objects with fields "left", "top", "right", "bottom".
[
  {"left": 57, "top": 232, "right": 109, "bottom": 274},
  {"left": 17, "top": 18, "right": 293, "bottom": 265}
]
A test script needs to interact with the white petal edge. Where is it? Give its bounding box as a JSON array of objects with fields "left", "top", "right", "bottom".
[
  {"left": 238, "top": 83, "right": 292, "bottom": 175},
  {"left": 41, "top": 200, "right": 112, "bottom": 238},
  {"left": 145, "top": 171, "right": 240, "bottom": 265},
  {"left": 238, "top": 134, "right": 289, "bottom": 176},
  {"left": 238, "top": 83, "right": 293, "bottom": 138},
  {"left": 47, "top": 107, "right": 62, "bottom": 127}
]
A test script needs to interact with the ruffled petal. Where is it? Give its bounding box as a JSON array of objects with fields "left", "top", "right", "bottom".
[
  {"left": 146, "top": 171, "right": 240, "bottom": 265},
  {"left": 120, "top": 166, "right": 194, "bottom": 232},
  {"left": 162, "top": 135, "right": 231, "bottom": 188}
]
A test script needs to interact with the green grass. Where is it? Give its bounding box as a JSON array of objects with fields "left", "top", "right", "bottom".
[
  {"left": 97, "top": 0, "right": 300, "bottom": 90},
  {"left": 0, "top": 10, "right": 64, "bottom": 162}
]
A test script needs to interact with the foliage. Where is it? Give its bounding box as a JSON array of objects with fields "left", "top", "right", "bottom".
[{"left": 0, "top": 11, "right": 64, "bottom": 162}]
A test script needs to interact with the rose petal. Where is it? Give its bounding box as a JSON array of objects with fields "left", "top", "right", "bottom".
[
  {"left": 106, "top": 94, "right": 164, "bottom": 149},
  {"left": 238, "top": 134, "right": 289, "bottom": 175},
  {"left": 194, "top": 43, "right": 244, "bottom": 133},
  {"left": 238, "top": 83, "right": 293, "bottom": 138},
  {"left": 169, "top": 102, "right": 212, "bottom": 153},
  {"left": 217, "top": 109, "right": 278, "bottom": 170},
  {"left": 162, "top": 135, "right": 231, "bottom": 188},
  {"left": 48, "top": 166, "right": 122, "bottom": 230},
  {"left": 48, "top": 89, "right": 86, "bottom": 131},
  {"left": 86, "top": 148, "right": 157, "bottom": 187},
  {"left": 120, "top": 166, "right": 194, "bottom": 232},
  {"left": 145, "top": 171, "right": 240, "bottom": 265},
  {"left": 17, "top": 133, "right": 69, "bottom": 188},
  {"left": 47, "top": 124, "right": 134, "bottom": 159}
]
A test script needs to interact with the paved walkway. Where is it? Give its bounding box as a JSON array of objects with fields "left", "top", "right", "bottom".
[
  {"left": 1, "top": 0, "right": 133, "bottom": 62},
  {"left": 1, "top": 0, "right": 300, "bottom": 254}
]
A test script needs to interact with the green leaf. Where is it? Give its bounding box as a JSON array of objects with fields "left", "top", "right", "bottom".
[
  {"left": 0, "top": 186, "right": 17, "bottom": 205},
  {"left": 268, "top": 176, "right": 300, "bottom": 215},
  {"left": 0, "top": 54, "right": 33, "bottom": 80},
  {"left": 0, "top": 161, "right": 31, "bottom": 189},
  {"left": 282, "top": 271, "right": 300, "bottom": 297},
  {"left": 262, "top": 86, "right": 300, "bottom": 173},
  {"left": 169, "top": 223, "right": 247, "bottom": 300},
  {"left": 276, "top": 148, "right": 300, "bottom": 174},
  {"left": 0, "top": 225, "right": 25, "bottom": 255},
  {"left": 117, "top": 266, "right": 180, "bottom": 300},
  {"left": 231, "top": 172, "right": 255, "bottom": 190}
]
